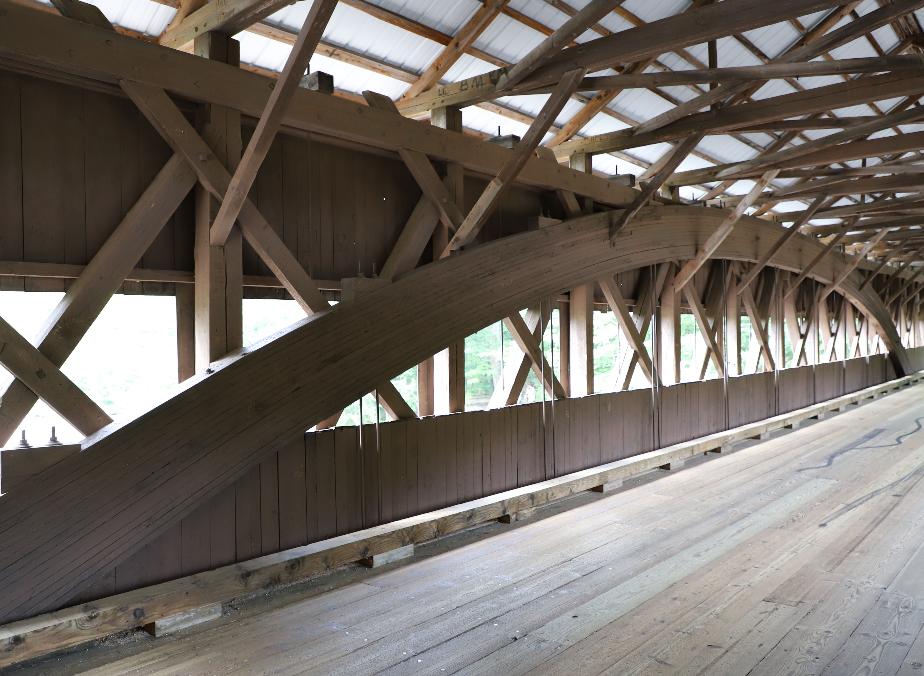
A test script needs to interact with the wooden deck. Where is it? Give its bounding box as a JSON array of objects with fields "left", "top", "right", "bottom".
[{"left": 19, "top": 381, "right": 924, "bottom": 675}]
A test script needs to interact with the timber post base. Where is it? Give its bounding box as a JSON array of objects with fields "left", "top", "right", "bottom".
[
  {"left": 143, "top": 603, "right": 222, "bottom": 637},
  {"left": 360, "top": 544, "right": 415, "bottom": 568},
  {"left": 590, "top": 479, "right": 624, "bottom": 494}
]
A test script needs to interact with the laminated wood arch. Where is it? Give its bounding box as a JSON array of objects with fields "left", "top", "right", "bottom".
[{"left": 0, "top": 205, "right": 910, "bottom": 624}]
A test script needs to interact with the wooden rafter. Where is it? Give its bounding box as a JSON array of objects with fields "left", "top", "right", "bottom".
[
  {"left": 400, "top": 0, "right": 508, "bottom": 101},
  {"left": 208, "top": 0, "right": 339, "bottom": 246},
  {"left": 673, "top": 170, "right": 779, "bottom": 292},
  {"left": 444, "top": 68, "right": 586, "bottom": 254}
]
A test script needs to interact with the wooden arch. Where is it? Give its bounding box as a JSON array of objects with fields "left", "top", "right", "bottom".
[{"left": 0, "top": 206, "right": 910, "bottom": 623}]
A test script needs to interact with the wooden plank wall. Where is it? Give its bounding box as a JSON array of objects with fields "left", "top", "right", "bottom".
[
  {"left": 50, "top": 357, "right": 899, "bottom": 605},
  {"left": 0, "top": 71, "right": 192, "bottom": 295},
  {"left": 659, "top": 380, "right": 726, "bottom": 447},
  {"left": 778, "top": 365, "right": 815, "bottom": 414},
  {"left": 906, "top": 346, "right": 924, "bottom": 372},
  {"left": 727, "top": 372, "right": 776, "bottom": 428},
  {"left": 814, "top": 362, "right": 845, "bottom": 402},
  {"left": 0, "top": 71, "right": 542, "bottom": 292}
]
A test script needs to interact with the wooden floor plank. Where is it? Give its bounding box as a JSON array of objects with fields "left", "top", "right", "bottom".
[{"left": 16, "top": 384, "right": 924, "bottom": 676}]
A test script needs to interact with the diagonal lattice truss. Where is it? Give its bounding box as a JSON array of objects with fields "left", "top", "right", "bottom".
[
  {"left": 11, "top": 0, "right": 924, "bottom": 270},
  {"left": 89, "top": 0, "right": 924, "bottom": 270},
  {"left": 0, "top": 0, "right": 923, "bottom": 628}
]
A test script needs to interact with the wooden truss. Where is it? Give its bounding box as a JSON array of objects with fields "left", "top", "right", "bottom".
[{"left": 0, "top": 0, "right": 923, "bottom": 633}]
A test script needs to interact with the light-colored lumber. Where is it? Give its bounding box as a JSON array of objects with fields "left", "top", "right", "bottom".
[
  {"left": 673, "top": 170, "right": 779, "bottom": 292},
  {"left": 395, "top": 0, "right": 847, "bottom": 114}
]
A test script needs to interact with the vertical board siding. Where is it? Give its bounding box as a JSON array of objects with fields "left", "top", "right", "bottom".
[
  {"left": 844, "top": 358, "right": 869, "bottom": 394},
  {"left": 77, "top": 361, "right": 910, "bottom": 602},
  {"left": 0, "top": 71, "right": 542, "bottom": 290},
  {"left": 814, "top": 362, "right": 845, "bottom": 403},
  {"left": 778, "top": 366, "right": 815, "bottom": 414},
  {"left": 727, "top": 372, "right": 776, "bottom": 428},
  {"left": 659, "top": 379, "right": 725, "bottom": 447}
]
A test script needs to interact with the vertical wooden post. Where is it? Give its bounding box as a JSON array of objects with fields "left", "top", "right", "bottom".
[
  {"left": 770, "top": 271, "right": 785, "bottom": 369},
  {"left": 568, "top": 284, "right": 594, "bottom": 397},
  {"left": 659, "top": 266, "right": 681, "bottom": 385},
  {"left": 815, "top": 289, "right": 828, "bottom": 364},
  {"left": 565, "top": 149, "right": 594, "bottom": 398},
  {"left": 432, "top": 106, "right": 465, "bottom": 413},
  {"left": 844, "top": 301, "right": 857, "bottom": 358},
  {"left": 193, "top": 33, "right": 243, "bottom": 372},
  {"left": 726, "top": 267, "right": 741, "bottom": 376},
  {"left": 558, "top": 298, "right": 570, "bottom": 397},
  {"left": 569, "top": 152, "right": 593, "bottom": 213},
  {"left": 175, "top": 283, "right": 195, "bottom": 383}
]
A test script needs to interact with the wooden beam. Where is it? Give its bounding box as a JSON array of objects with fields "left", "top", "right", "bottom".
[
  {"left": 362, "top": 91, "right": 465, "bottom": 233},
  {"left": 121, "top": 81, "right": 330, "bottom": 314},
  {"left": 396, "top": 0, "right": 846, "bottom": 114},
  {"left": 0, "top": 206, "right": 910, "bottom": 624},
  {"left": 430, "top": 106, "right": 466, "bottom": 414},
  {"left": 737, "top": 195, "right": 829, "bottom": 294},
  {"left": 886, "top": 265, "right": 924, "bottom": 305},
  {"left": 574, "top": 55, "right": 924, "bottom": 90},
  {"left": 820, "top": 229, "right": 893, "bottom": 301},
  {"left": 498, "top": 0, "right": 625, "bottom": 92},
  {"left": 683, "top": 285, "right": 725, "bottom": 377},
  {"left": 176, "top": 284, "right": 195, "bottom": 383},
  {"left": 0, "top": 5, "right": 637, "bottom": 208},
  {"left": 0, "top": 155, "right": 196, "bottom": 445},
  {"left": 658, "top": 265, "right": 681, "bottom": 385},
  {"left": 400, "top": 0, "right": 508, "bottom": 101},
  {"left": 707, "top": 105, "right": 924, "bottom": 183},
  {"left": 739, "top": 282, "right": 776, "bottom": 371},
  {"left": 618, "top": 264, "right": 669, "bottom": 389},
  {"left": 489, "top": 308, "right": 549, "bottom": 407},
  {"left": 784, "top": 232, "right": 848, "bottom": 299},
  {"left": 556, "top": 72, "right": 924, "bottom": 157},
  {"left": 0, "top": 317, "right": 111, "bottom": 436},
  {"left": 545, "top": 59, "right": 654, "bottom": 147},
  {"left": 194, "top": 32, "right": 244, "bottom": 371},
  {"left": 671, "top": 132, "right": 924, "bottom": 187},
  {"left": 628, "top": 0, "right": 916, "bottom": 136},
  {"left": 502, "top": 311, "right": 565, "bottom": 399},
  {"left": 599, "top": 276, "right": 659, "bottom": 385},
  {"left": 209, "top": 0, "right": 339, "bottom": 246},
  {"left": 569, "top": 283, "right": 594, "bottom": 397},
  {"left": 608, "top": 132, "right": 705, "bottom": 239},
  {"left": 444, "top": 68, "right": 585, "bottom": 254},
  {"left": 159, "top": 0, "right": 295, "bottom": 47},
  {"left": 673, "top": 170, "right": 779, "bottom": 292}
]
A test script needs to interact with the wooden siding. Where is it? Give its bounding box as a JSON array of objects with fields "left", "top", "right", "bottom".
[
  {"left": 57, "top": 356, "right": 898, "bottom": 604},
  {"left": 0, "top": 71, "right": 544, "bottom": 292}
]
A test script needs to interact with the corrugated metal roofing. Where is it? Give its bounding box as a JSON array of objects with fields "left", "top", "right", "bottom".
[{"left": 55, "top": 0, "right": 924, "bottom": 202}]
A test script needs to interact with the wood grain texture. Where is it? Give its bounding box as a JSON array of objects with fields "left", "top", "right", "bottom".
[
  {"left": 0, "top": 206, "right": 910, "bottom": 624},
  {"left": 2, "top": 374, "right": 920, "bottom": 669}
]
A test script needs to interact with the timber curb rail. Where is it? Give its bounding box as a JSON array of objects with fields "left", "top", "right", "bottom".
[{"left": 2, "top": 371, "right": 922, "bottom": 668}]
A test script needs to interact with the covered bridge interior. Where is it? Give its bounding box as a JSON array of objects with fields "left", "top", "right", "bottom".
[{"left": 2, "top": 0, "right": 924, "bottom": 672}]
